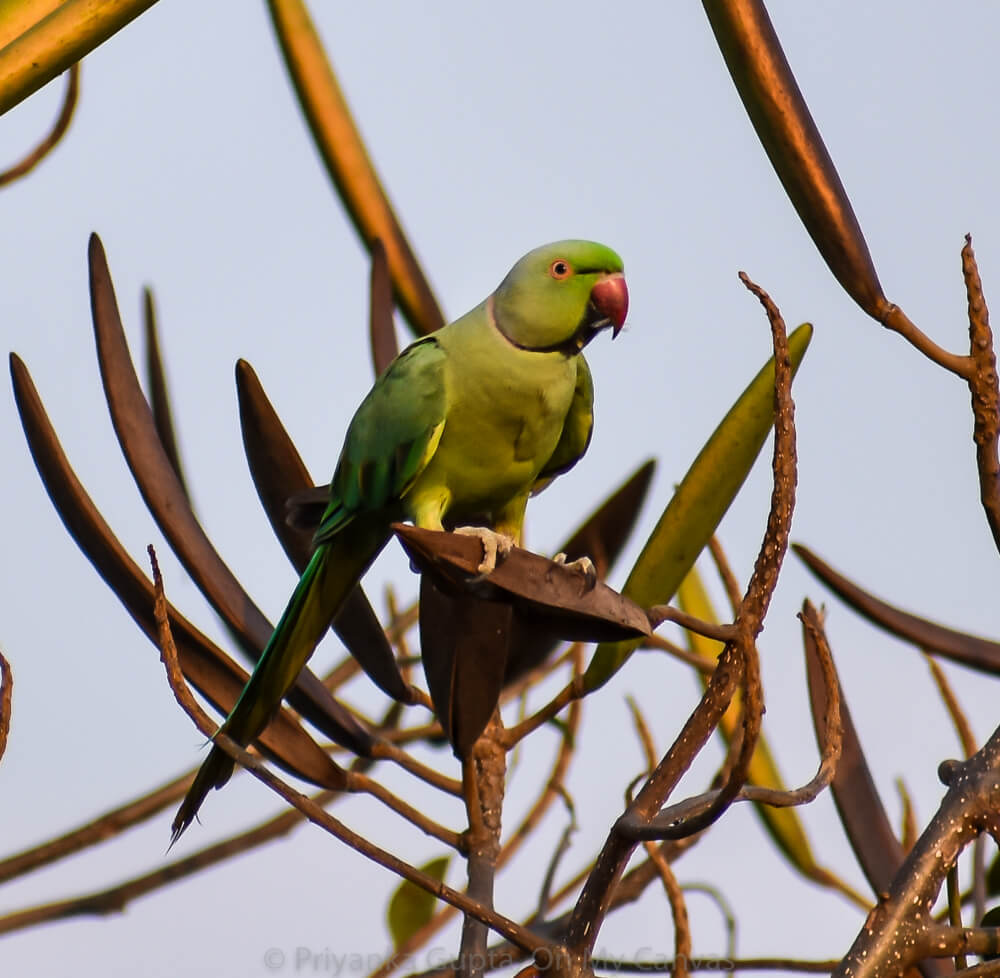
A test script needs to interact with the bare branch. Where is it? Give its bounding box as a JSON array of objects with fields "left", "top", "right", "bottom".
[
  {"left": 369, "top": 740, "right": 462, "bottom": 796},
  {"left": 0, "top": 787, "right": 338, "bottom": 937},
  {"left": 370, "top": 655, "right": 585, "bottom": 978},
  {"left": 0, "top": 769, "right": 191, "bottom": 885},
  {"left": 0, "top": 63, "right": 79, "bottom": 187},
  {"left": 345, "top": 769, "right": 463, "bottom": 850},
  {"left": 961, "top": 235, "right": 1000, "bottom": 552},
  {"left": 917, "top": 925, "right": 1000, "bottom": 962},
  {"left": 645, "top": 843, "right": 692, "bottom": 978},
  {"left": 631, "top": 600, "right": 841, "bottom": 838},
  {"left": 926, "top": 655, "right": 978, "bottom": 759},
  {"left": 947, "top": 866, "right": 969, "bottom": 970},
  {"left": 565, "top": 274, "right": 798, "bottom": 957},
  {"left": 707, "top": 535, "right": 743, "bottom": 618},
  {"left": 896, "top": 778, "right": 919, "bottom": 853},
  {"left": 501, "top": 677, "right": 583, "bottom": 748},
  {"left": 647, "top": 605, "right": 737, "bottom": 643},
  {"left": 795, "top": 544, "right": 1000, "bottom": 675},
  {"left": 641, "top": 634, "right": 716, "bottom": 674},
  {"left": 459, "top": 712, "right": 508, "bottom": 978},
  {"left": 834, "top": 728, "right": 1000, "bottom": 978},
  {"left": 588, "top": 956, "right": 841, "bottom": 974},
  {"left": 151, "top": 548, "right": 544, "bottom": 955},
  {"left": 627, "top": 695, "right": 658, "bottom": 773}
]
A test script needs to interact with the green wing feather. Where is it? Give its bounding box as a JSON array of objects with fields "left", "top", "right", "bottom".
[
  {"left": 172, "top": 337, "right": 449, "bottom": 842},
  {"left": 533, "top": 354, "right": 594, "bottom": 493},
  {"left": 315, "top": 336, "right": 448, "bottom": 544}
]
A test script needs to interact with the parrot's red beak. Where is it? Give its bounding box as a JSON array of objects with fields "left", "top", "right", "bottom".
[{"left": 590, "top": 274, "right": 628, "bottom": 338}]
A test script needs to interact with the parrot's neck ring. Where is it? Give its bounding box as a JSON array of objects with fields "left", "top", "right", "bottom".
[{"left": 486, "top": 295, "right": 609, "bottom": 357}]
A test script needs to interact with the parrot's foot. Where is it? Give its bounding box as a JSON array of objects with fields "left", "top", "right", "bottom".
[
  {"left": 553, "top": 552, "right": 599, "bottom": 591},
  {"left": 455, "top": 526, "right": 515, "bottom": 578}
]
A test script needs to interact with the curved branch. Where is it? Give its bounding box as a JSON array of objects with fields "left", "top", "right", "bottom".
[
  {"left": 835, "top": 729, "right": 1000, "bottom": 978},
  {"left": 152, "top": 554, "right": 543, "bottom": 956},
  {"left": 0, "top": 62, "right": 78, "bottom": 187}
]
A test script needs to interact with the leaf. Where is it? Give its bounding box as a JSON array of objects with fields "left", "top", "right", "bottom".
[
  {"left": 0, "top": 0, "right": 159, "bottom": 117},
  {"left": 9, "top": 353, "right": 346, "bottom": 790},
  {"left": 419, "top": 577, "right": 511, "bottom": 757},
  {"left": 266, "top": 0, "right": 443, "bottom": 337},
  {"left": 678, "top": 564, "right": 863, "bottom": 902},
  {"left": 234, "top": 358, "right": 411, "bottom": 706},
  {"left": 702, "top": 0, "right": 886, "bottom": 318},
  {"left": 142, "top": 285, "right": 189, "bottom": 498},
  {"left": 803, "top": 616, "right": 903, "bottom": 898},
  {"left": 795, "top": 544, "right": 1000, "bottom": 675},
  {"left": 387, "top": 856, "right": 450, "bottom": 948},
  {"left": 88, "top": 234, "right": 374, "bottom": 753},
  {"left": 369, "top": 238, "right": 398, "bottom": 376},
  {"left": 504, "top": 459, "right": 657, "bottom": 684},
  {"left": 395, "top": 525, "right": 651, "bottom": 644},
  {"left": 584, "top": 322, "right": 812, "bottom": 690}
]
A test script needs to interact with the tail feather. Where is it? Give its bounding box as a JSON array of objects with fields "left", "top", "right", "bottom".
[{"left": 171, "top": 518, "right": 389, "bottom": 841}]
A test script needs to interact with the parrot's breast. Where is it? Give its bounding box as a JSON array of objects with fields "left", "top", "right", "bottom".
[{"left": 405, "top": 312, "right": 579, "bottom": 524}]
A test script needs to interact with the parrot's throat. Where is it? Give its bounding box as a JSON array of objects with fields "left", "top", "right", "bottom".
[{"left": 488, "top": 295, "right": 610, "bottom": 356}]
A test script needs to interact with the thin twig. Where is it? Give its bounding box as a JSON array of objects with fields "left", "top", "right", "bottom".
[
  {"left": 368, "top": 654, "right": 585, "bottom": 978},
  {"left": 627, "top": 696, "right": 658, "bottom": 772},
  {"left": 564, "top": 273, "right": 797, "bottom": 958},
  {"left": 880, "top": 303, "right": 972, "bottom": 379},
  {"left": 644, "top": 843, "right": 692, "bottom": 978},
  {"left": 948, "top": 866, "right": 969, "bottom": 970},
  {"left": 150, "top": 547, "right": 543, "bottom": 955},
  {"left": 926, "top": 655, "right": 978, "bottom": 758},
  {"left": 501, "top": 676, "right": 583, "bottom": 748},
  {"left": 536, "top": 791, "right": 577, "bottom": 920},
  {"left": 707, "top": 536, "right": 743, "bottom": 618},
  {"left": 896, "top": 778, "right": 919, "bottom": 853},
  {"left": 588, "top": 957, "right": 841, "bottom": 974},
  {"left": 634, "top": 602, "right": 840, "bottom": 833},
  {"left": 0, "top": 63, "right": 79, "bottom": 188},
  {"left": 0, "top": 769, "right": 192, "bottom": 885},
  {"left": 682, "top": 882, "right": 738, "bottom": 960},
  {"left": 647, "top": 605, "right": 737, "bottom": 643},
  {"left": 641, "top": 634, "right": 716, "bottom": 674},
  {"left": 370, "top": 740, "right": 462, "bottom": 795},
  {"left": 345, "top": 769, "right": 462, "bottom": 850},
  {"left": 0, "top": 787, "right": 339, "bottom": 937},
  {"left": 500, "top": 648, "right": 583, "bottom": 870}
]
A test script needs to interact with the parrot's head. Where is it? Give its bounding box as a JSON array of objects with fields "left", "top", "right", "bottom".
[{"left": 492, "top": 240, "right": 628, "bottom": 353}]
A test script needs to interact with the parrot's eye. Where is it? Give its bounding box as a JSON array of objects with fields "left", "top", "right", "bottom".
[{"left": 549, "top": 260, "right": 572, "bottom": 280}]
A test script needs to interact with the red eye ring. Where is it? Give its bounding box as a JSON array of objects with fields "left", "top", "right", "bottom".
[{"left": 549, "top": 259, "right": 572, "bottom": 280}]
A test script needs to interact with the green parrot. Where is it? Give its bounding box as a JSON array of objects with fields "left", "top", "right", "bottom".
[{"left": 171, "top": 239, "right": 628, "bottom": 840}]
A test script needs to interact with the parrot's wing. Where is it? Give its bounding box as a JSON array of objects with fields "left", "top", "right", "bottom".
[
  {"left": 315, "top": 336, "right": 448, "bottom": 545},
  {"left": 533, "top": 354, "right": 595, "bottom": 494}
]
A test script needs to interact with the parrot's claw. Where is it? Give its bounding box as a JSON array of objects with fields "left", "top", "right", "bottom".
[
  {"left": 553, "top": 552, "right": 599, "bottom": 591},
  {"left": 455, "top": 526, "right": 515, "bottom": 578}
]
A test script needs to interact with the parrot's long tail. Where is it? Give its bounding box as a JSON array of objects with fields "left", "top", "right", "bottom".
[{"left": 171, "top": 518, "right": 390, "bottom": 843}]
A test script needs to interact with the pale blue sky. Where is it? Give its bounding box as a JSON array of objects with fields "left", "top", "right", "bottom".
[{"left": 2, "top": 4, "right": 999, "bottom": 976}]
